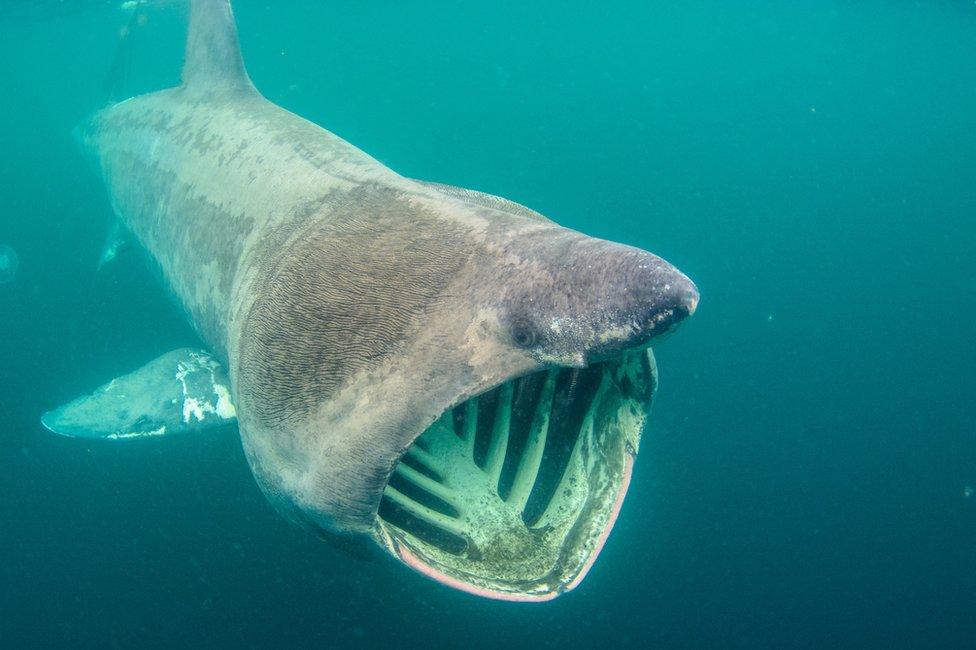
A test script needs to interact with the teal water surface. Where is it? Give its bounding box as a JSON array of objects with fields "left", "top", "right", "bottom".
[{"left": 1, "top": 1, "right": 974, "bottom": 648}]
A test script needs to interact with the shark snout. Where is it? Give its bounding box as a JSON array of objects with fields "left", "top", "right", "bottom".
[
  {"left": 499, "top": 232, "right": 698, "bottom": 365},
  {"left": 641, "top": 266, "right": 698, "bottom": 333},
  {"left": 583, "top": 247, "right": 698, "bottom": 361}
]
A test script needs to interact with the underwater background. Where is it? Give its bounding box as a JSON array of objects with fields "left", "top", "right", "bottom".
[{"left": 1, "top": 0, "right": 974, "bottom": 647}]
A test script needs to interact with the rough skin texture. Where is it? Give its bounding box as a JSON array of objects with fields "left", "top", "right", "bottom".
[{"left": 240, "top": 186, "right": 470, "bottom": 427}]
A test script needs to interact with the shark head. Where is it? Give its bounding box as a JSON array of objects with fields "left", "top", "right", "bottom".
[{"left": 233, "top": 183, "right": 697, "bottom": 600}]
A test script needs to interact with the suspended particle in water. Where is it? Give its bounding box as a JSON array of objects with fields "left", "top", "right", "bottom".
[
  {"left": 0, "top": 244, "right": 18, "bottom": 284},
  {"left": 964, "top": 485, "right": 974, "bottom": 499}
]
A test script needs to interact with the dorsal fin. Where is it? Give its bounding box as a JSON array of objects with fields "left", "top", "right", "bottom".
[{"left": 182, "top": 0, "right": 254, "bottom": 94}]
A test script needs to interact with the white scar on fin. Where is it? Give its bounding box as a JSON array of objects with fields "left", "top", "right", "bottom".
[
  {"left": 177, "top": 351, "right": 237, "bottom": 423},
  {"left": 42, "top": 348, "right": 237, "bottom": 440}
]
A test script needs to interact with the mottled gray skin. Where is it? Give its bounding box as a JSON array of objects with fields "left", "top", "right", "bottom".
[{"left": 76, "top": 1, "right": 696, "bottom": 538}]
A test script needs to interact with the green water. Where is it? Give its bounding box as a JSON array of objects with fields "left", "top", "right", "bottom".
[{"left": 1, "top": 1, "right": 974, "bottom": 647}]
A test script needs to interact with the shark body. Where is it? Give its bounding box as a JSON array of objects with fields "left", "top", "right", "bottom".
[{"left": 47, "top": 0, "right": 698, "bottom": 600}]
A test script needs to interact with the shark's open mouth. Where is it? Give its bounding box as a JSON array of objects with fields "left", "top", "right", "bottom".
[{"left": 375, "top": 348, "right": 657, "bottom": 600}]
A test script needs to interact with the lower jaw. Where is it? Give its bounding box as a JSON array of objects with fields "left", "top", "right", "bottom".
[{"left": 374, "top": 348, "right": 657, "bottom": 600}]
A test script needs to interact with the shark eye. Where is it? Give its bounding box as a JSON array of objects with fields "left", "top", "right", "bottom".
[{"left": 509, "top": 318, "right": 538, "bottom": 349}]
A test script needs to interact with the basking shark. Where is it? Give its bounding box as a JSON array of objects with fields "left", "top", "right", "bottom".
[{"left": 43, "top": 0, "right": 698, "bottom": 601}]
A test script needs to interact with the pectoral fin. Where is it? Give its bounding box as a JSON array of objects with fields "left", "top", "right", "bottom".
[
  {"left": 98, "top": 219, "right": 128, "bottom": 269},
  {"left": 42, "top": 348, "right": 237, "bottom": 440}
]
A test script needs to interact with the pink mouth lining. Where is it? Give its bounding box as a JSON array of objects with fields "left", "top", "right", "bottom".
[
  {"left": 565, "top": 452, "right": 634, "bottom": 591},
  {"left": 396, "top": 452, "right": 635, "bottom": 601},
  {"left": 397, "top": 545, "right": 559, "bottom": 602}
]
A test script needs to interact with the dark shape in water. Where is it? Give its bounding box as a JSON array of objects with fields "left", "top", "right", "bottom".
[{"left": 0, "top": 244, "right": 18, "bottom": 284}]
